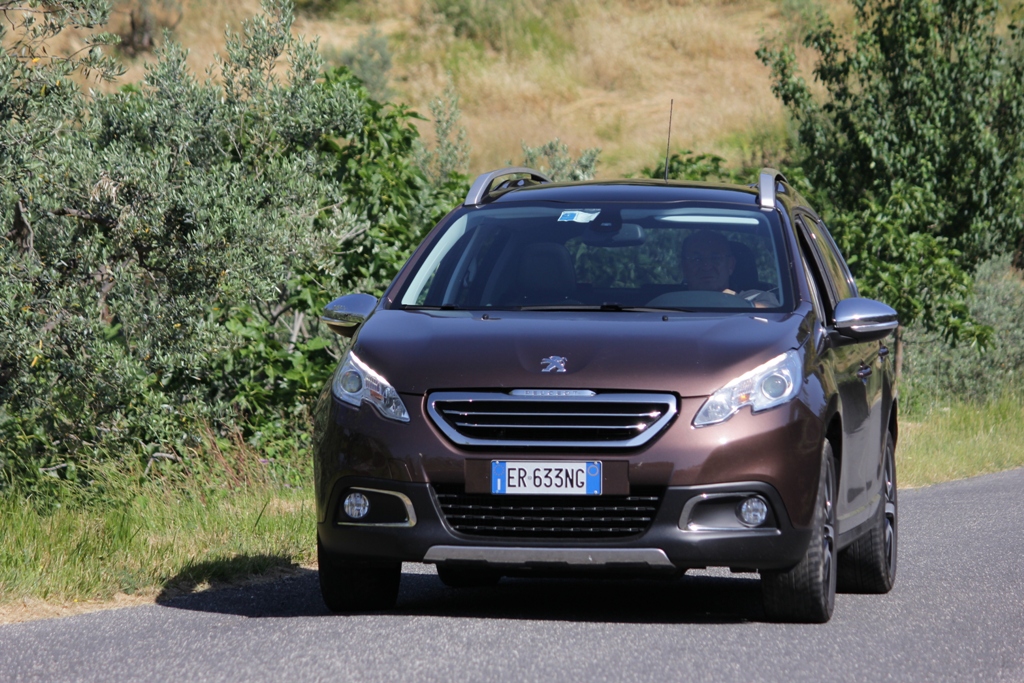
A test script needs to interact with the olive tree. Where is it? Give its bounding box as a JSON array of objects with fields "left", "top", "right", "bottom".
[{"left": 0, "top": 1, "right": 446, "bottom": 497}]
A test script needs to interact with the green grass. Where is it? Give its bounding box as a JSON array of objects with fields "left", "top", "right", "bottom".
[
  {"left": 0, "top": 485, "right": 315, "bottom": 606},
  {"left": 899, "top": 394, "right": 1024, "bottom": 487},
  {"left": 1, "top": 395, "right": 1021, "bottom": 609}
]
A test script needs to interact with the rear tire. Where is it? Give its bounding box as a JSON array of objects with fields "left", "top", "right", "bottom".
[
  {"left": 436, "top": 564, "right": 502, "bottom": 588},
  {"left": 317, "top": 536, "right": 401, "bottom": 613},
  {"left": 838, "top": 431, "right": 898, "bottom": 593},
  {"left": 761, "top": 442, "right": 837, "bottom": 623}
]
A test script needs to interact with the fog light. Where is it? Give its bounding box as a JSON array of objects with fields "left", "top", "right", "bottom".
[
  {"left": 738, "top": 496, "right": 768, "bottom": 526},
  {"left": 343, "top": 492, "right": 370, "bottom": 519}
]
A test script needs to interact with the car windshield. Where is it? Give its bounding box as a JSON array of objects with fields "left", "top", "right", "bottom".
[{"left": 397, "top": 202, "right": 792, "bottom": 311}]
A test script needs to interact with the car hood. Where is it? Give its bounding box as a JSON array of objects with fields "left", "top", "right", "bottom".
[{"left": 351, "top": 308, "right": 812, "bottom": 397}]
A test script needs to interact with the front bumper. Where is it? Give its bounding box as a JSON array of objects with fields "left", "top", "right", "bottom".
[{"left": 317, "top": 477, "right": 812, "bottom": 574}]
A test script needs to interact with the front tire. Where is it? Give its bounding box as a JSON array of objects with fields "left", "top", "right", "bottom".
[
  {"left": 838, "top": 431, "right": 898, "bottom": 593},
  {"left": 317, "top": 536, "right": 401, "bottom": 613},
  {"left": 761, "top": 442, "right": 838, "bottom": 623}
]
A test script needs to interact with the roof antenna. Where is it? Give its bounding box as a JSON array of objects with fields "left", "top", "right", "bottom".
[{"left": 664, "top": 99, "right": 674, "bottom": 183}]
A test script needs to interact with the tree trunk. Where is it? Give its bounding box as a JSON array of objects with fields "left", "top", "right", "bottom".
[{"left": 7, "top": 201, "right": 34, "bottom": 255}]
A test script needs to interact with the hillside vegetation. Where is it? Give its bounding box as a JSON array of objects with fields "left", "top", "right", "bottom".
[
  {"left": 3, "top": 0, "right": 1024, "bottom": 612},
  {"left": 93, "top": 0, "right": 847, "bottom": 176}
]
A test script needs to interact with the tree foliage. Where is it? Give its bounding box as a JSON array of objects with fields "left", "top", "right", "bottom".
[
  {"left": 758, "top": 0, "right": 1024, "bottom": 342},
  {"left": 417, "top": 77, "right": 470, "bottom": 189},
  {"left": 519, "top": 138, "right": 600, "bottom": 182},
  {"left": 0, "top": 0, "right": 603, "bottom": 501},
  {"left": 640, "top": 150, "right": 737, "bottom": 183},
  {"left": 0, "top": 1, "right": 456, "bottom": 499},
  {"left": 903, "top": 254, "right": 1024, "bottom": 409},
  {"left": 336, "top": 27, "right": 393, "bottom": 102}
]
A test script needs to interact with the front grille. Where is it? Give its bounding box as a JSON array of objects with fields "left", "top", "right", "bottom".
[
  {"left": 427, "top": 392, "right": 677, "bottom": 448},
  {"left": 433, "top": 485, "right": 663, "bottom": 538}
]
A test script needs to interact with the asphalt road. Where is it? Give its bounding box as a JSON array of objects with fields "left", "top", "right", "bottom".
[{"left": 2, "top": 468, "right": 1023, "bottom": 683}]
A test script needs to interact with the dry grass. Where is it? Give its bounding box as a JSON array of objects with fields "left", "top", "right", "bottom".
[
  {"left": 398, "top": 0, "right": 798, "bottom": 175},
  {"left": 106, "top": 0, "right": 416, "bottom": 87},
  {"left": 18, "top": 0, "right": 853, "bottom": 177},
  {"left": 363, "top": 0, "right": 855, "bottom": 176}
]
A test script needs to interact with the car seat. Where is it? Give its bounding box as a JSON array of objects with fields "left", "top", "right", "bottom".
[
  {"left": 507, "top": 242, "right": 578, "bottom": 306},
  {"left": 728, "top": 241, "right": 775, "bottom": 293}
]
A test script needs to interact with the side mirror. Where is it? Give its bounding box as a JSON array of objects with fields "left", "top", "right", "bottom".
[
  {"left": 833, "top": 297, "right": 898, "bottom": 343},
  {"left": 321, "top": 293, "right": 378, "bottom": 338}
]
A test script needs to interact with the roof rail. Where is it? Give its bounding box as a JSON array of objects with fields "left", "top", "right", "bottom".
[
  {"left": 757, "top": 168, "right": 788, "bottom": 210},
  {"left": 465, "top": 167, "right": 552, "bottom": 206}
]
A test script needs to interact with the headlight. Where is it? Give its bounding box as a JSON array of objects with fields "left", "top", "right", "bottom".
[
  {"left": 331, "top": 351, "right": 410, "bottom": 423},
  {"left": 693, "top": 349, "right": 802, "bottom": 427}
]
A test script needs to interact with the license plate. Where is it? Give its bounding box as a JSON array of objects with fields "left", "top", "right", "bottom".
[{"left": 491, "top": 461, "right": 602, "bottom": 495}]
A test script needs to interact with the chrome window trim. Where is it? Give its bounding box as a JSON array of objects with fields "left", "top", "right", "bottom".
[
  {"left": 336, "top": 487, "right": 418, "bottom": 528},
  {"left": 427, "top": 391, "right": 679, "bottom": 449},
  {"left": 849, "top": 320, "right": 898, "bottom": 334}
]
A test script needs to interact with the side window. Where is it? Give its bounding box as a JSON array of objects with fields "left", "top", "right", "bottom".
[
  {"left": 795, "top": 215, "right": 839, "bottom": 320},
  {"left": 805, "top": 216, "right": 855, "bottom": 301},
  {"left": 801, "top": 249, "right": 827, "bottom": 324},
  {"left": 815, "top": 218, "right": 859, "bottom": 297}
]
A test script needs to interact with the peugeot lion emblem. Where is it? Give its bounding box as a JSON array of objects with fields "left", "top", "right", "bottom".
[{"left": 540, "top": 356, "right": 568, "bottom": 373}]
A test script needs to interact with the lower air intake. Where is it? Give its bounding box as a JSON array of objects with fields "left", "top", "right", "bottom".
[{"left": 433, "top": 485, "right": 663, "bottom": 538}]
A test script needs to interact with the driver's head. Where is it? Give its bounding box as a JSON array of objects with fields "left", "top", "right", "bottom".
[{"left": 682, "top": 230, "right": 736, "bottom": 292}]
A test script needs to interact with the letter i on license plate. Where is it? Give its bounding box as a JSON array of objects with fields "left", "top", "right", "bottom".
[{"left": 491, "top": 461, "right": 602, "bottom": 495}]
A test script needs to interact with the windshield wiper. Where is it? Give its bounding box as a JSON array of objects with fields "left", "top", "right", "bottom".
[
  {"left": 402, "top": 304, "right": 465, "bottom": 310},
  {"left": 517, "top": 303, "right": 694, "bottom": 313}
]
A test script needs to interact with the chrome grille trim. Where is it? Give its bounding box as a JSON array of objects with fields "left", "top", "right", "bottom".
[
  {"left": 427, "top": 391, "right": 678, "bottom": 448},
  {"left": 451, "top": 423, "right": 647, "bottom": 431},
  {"left": 445, "top": 411, "right": 662, "bottom": 418}
]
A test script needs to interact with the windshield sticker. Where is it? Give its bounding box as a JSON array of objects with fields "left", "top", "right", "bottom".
[{"left": 558, "top": 209, "right": 601, "bottom": 223}]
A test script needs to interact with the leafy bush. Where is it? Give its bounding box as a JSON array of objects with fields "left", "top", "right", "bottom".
[
  {"left": 773, "top": 0, "right": 826, "bottom": 43},
  {"left": 519, "top": 139, "right": 600, "bottom": 182},
  {"left": 903, "top": 255, "right": 1024, "bottom": 411},
  {"left": 0, "top": 1, "right": 458, "bottom": 502},
  {"left": 640, "top": 150, "right": 738, "bottom": 183},
  {"left": 417, "top": 78, "right": 471, "bottom": 189},
  {"left": 426, "top": 0, "right": 577, "bottom": 57},
  {"left": 118, "top": 0, "right": 183, "bottom": 57},
  {"left": 334, "top": 27, "right": 393, "bottom": 102},
  {"left": 293, "top": 0, "right": 354, "bottom": 16},
  {"left": 758, "top": 0, "right": 1024, "bottom": 344}
]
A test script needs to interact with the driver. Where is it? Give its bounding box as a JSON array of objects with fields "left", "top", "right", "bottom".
[{"left": 681, "top": 230, "right": 779, "bottom": 307}]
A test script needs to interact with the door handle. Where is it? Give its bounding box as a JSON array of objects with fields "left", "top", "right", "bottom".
[
  {"left": 857, "top": 366, "right": 873, "bottom": 379},
  {"left": 878, "top": 346, "right": 889, "bottom": 358}
]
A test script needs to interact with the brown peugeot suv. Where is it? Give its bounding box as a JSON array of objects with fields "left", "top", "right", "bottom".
[{"left": 313, "top": 168, "right": 899, "bottom": 623}]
